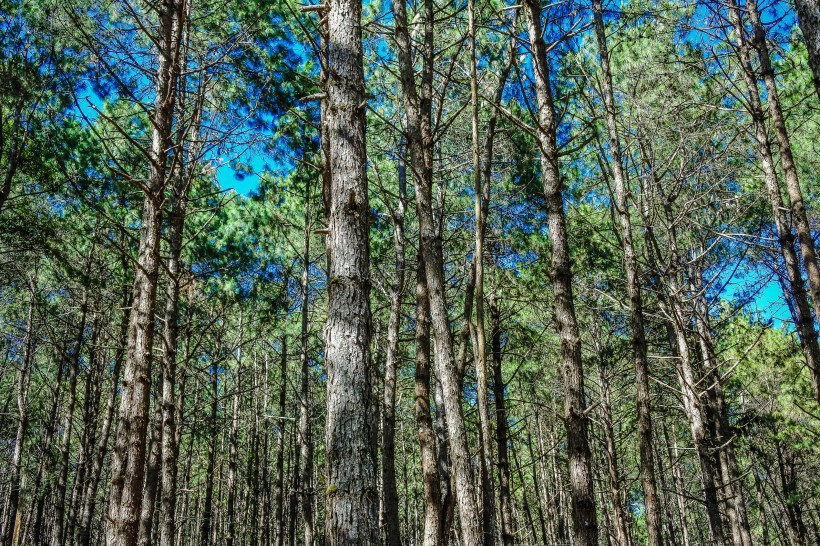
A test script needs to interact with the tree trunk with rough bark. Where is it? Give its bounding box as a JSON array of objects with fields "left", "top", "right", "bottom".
[
  {"left": 106, "top": 2, "right": 185, "bottom": 544},
  {"left": 591, "top": 2, "right": 663, "bottom": 544},
  {"left": 379, "top": 135, "right": 406, "bottom": 546},
  {"left": 323, "top": 0, "right": 378, "bottom": 542},
  {"left": 795, "top": 0, "right": 820, "bottom": 101},
  {"left": 746, "top": 0, "right": 820, "bottom": 403},
  {"left": 414, "top": 254, "right": 442, "bottom": 546},
  {"left": 391, "top": 0, "right": 482, "bottom": 543},
  {"left": 522, "top": 2, "right": 598, "bottom": 544},
  {"left": 0, "top": 273, "right": 36, "bottom": 546},
  {"left": 489, "top": 293, "right": 514, "bottom": 546},
  {"left": 727, "top": 0, "right": 820, "bottom": 405}
]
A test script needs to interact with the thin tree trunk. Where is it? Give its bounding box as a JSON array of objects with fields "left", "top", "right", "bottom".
[
  {"left": 298, "top": 181, "right": 315, "bottom": 546},
  {"left": 691, "top": 271, "right": 753, "bottom": 546},
  {"left": 774, "top": 441, "right": 808, "bottom": 546},
  {"left": 323, "top": 0, "right": 378, "bottom": 541},
  {"left": 522, "top": 2, "right": 598, "bottom": 544},
  {"left": 200, "top": 366, "right": 218, "bottom": 546},
  {"left": 274, "top": 335, "right": 288, "bottom": 546},
  {"left": 391, "top": 0, "right": 482, "bottom": 543},
  {"left": 54, "top": 263, "right": 94, "bottom": 545},
  {"left": 726, "top": 0, "right": 820, "bottom": 405},
  {"left": 226, "top": 323, "right": 243, "bottom": 546},
  {"left": 77, "top": 286, "right": 128, "bottom": 546},
  {"left": 489, "top": 293, "right": 515, "bottom": 546},
  {"left": 1, "top": 272, "right": 36, "bottom": 546},
  {"left": 380, "top": 135, "right": 407, "bottom": 546},
  {"left": 467, "top": 0, "right": 497, "bottom": 541},
  {"left": 591, "top": 2, "right": 663, "bottom": 544},
  {"left": 746, "top": 0, "right": 820, "bottom": 402},
  {"left": 414, "top": 254, "right": 442, "bottom": 546},
  {"left": 592, "top": 324, "right": 632, "bottom": 546},
  {"left": 138, "top": 399, "right": 163, "bottom": 546}
]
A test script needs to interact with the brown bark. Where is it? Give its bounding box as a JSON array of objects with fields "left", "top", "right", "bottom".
[
  {"left": 137, "top": 400, "right": 163, "bottom": 546},
  {"left": 0, "top": 273, "right": 36, "bottom": 546},
  {"left": 774, "top": 441, "right": 808, "bottom": 546},
  {"left": 77, "top": 285, "right": 128, "bottom": 546},
  {"left": 691, "top": 272, "right": 753, "bottom": 546},
  {"left": 391, "top": 0, "right": 483, "bottom": 543},
  {"left": 467, "top": 0, "right": 496, "bottom": 541},
  {"left": 592, "top": 322, "right": 632, "bottom": 546},
  {"left": 199, "top": 366, "right": 218, "bottom": 546},
  {"left": 298, "top": 182, "right": 315, "bottom": 546},
  {"left": 727, "top": 0, "right": 820, "bottom": 406},
  {"left": 106, "top": 1, "right": 185, "bottom": 544},
  {"left": 522, "top": 1, "right": 598, "bottom": 544},
  {"left": 795, "top": 0, "right": 820, "bottom": 101},
  {"left": 53, "top": 286, "right": 90, "bottom": 546},
  {"left": 379, "top": 136, "right": 407, "bottom": 546},
  {"left": 274, "top": 334, "right": 288, "bottom": 546},
  {"left": 746, "top": 0, "right": 820, "bottom": 403},
  {"left": 226, "top": 325, "right": 243, "bottom": 546},
  {"left": 489, "top": 293, "right": 514, "bottom": 546},
  {"left": 323, "top": 0, "right": 378, "bottom": 542},
  {"left": 591, "top": 2, "right": 663, "bottom": 544},
  {"left": 414, "top": 254, "right": 443, "bottom": 546}
]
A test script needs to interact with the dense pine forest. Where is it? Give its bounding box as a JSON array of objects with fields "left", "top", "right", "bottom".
[{"left": 1, "top": 0, "right": 820, "bottom": 545}]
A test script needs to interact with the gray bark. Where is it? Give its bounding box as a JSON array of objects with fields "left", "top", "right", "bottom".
[
  {"left": 105, "top": 1, "right": 185, "bottom": 544},
  {"left": 522, "top": 2, "right": 598, "bottom": 544},
  {"left": 323, "top": 0, "right": 379, "bottom": 542}
]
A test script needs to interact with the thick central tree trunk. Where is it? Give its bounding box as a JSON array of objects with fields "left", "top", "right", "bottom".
[
  {"left": 105, "top": 2, "right": 185, "bottom": 545},
  {"left": 323, "top": 0, "right": 378, "bottom": 542},
  {"left": 522, "top": 2, "right": 598, "bottom": 544}
]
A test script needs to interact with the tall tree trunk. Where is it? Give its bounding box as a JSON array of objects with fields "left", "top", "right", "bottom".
[
  {"left": 31, "top": 341, "right": 67, "bottom": 546},
  {"left": 467, "top": 0, "right": 497, "bottom": 542},
  {"left": 323, "top": 0, "right": 378, "bottom": 542},
  {"left": 795, "top": 0, "right": 820, "bottom": 101},
  {"left": 727, "top": 0, "right": 820, "bottom": 405},
  {"left": 591, "top": 2, "right": 663, "bottom": 544},
  {"left": 691, "top": 271, "right": 753, "bottom": 546},
  {"left": 106, "top": 2, "right": 185, "bottom": 544},
  {"left": 414, "top": 254, "right": 442, "bottom": 546},
  {"left": 274, "top": 335, "right": 288, "bottom": 546},
  {"left": 522, "top": 2, "right": 598, "bottom": 544},
  {"left": 391, "top": 0, "right": 483, "bottom": 543},
  {"left": 661, "top": 250, "right": 726, "bottom": 546},
  {"left": 746, "top": 0, "right": 820, "bottom": 402},
  {"left": 592, "top": 319, "right": 632, "bottom": 546},
  {"left": 298, "top": 182, "right": 315, "bottom": 546},
  {"left": 774, "top": 441, "right": 808, "bottom": 546},
  {"left": 489, "top": 293, "right": 514, "bottom": 546},
  {"left": 199, "top": 365, "right": 218, "bottom": 546},
  {"left": 53, "top": 286, "right": 91, "bottom": 546},
  {"left": 138, "top": 399, "right": 163, "bottom": 546},
  {"left": 380, "top": 136, "right": 407, "bottom": 546},
  {"left": 1, "top": 272, "right": 36, "bottom": 546},
  {"left": 77, "top": 285, "right": 129, "bottom": 546},
  {"left": 637, "top": 134, "right": 727, "bottom": 546},
  {"left": 226, "top": 323, "right": 243, "bottom": 546}
]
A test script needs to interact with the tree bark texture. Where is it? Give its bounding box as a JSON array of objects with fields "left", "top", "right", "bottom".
[
  {"left": 522, "top": 2, "right": 598, "bottom": 544},
  {"left": 323, "top": 0, "right": 379, "bottom": 542}
]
